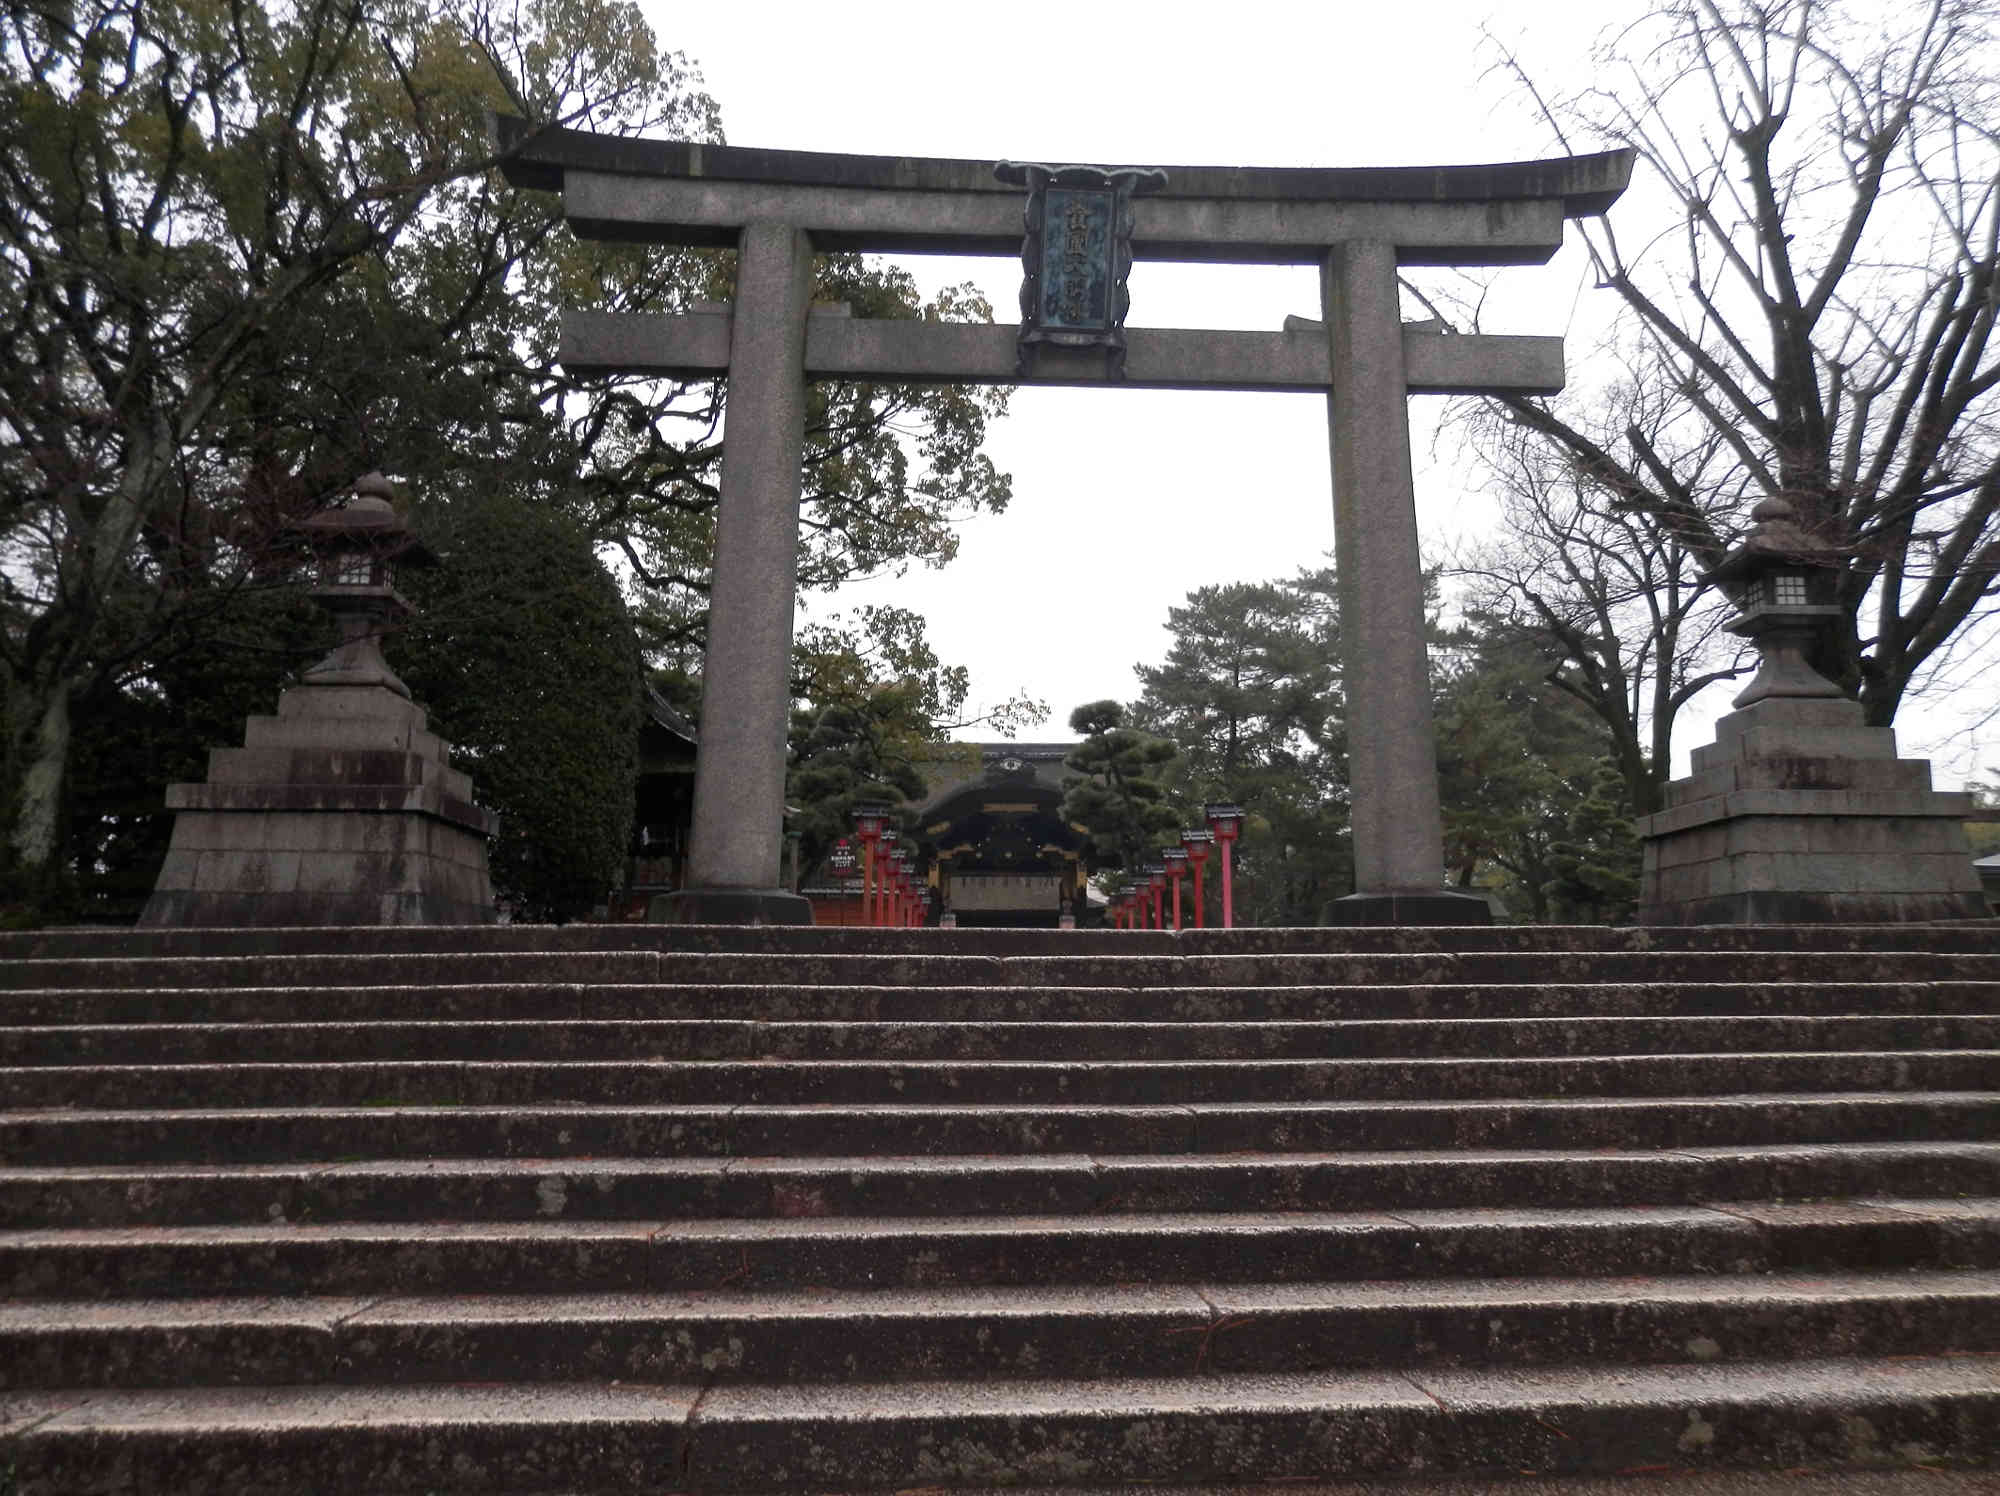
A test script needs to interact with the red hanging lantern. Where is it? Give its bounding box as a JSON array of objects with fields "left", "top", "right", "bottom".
[{"left": 1204, "top": 804, "right": 1245, "bottom": 929}]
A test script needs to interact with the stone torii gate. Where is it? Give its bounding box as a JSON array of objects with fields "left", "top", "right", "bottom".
[{"left": 499, "top": 121, "right": 1632, "bottom": 924}]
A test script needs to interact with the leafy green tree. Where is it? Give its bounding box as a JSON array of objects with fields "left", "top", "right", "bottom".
[
  {"left": 397, "top": 489, "right": 641, "bottom": 923},
  {"left": 1, "top": 0, "right": 1016, "bottom": 916},
  {"left": 1542, "top": 759, "right": 1641, "bottom": 923},
  {"left": 786, "top": 607, "right": 1042, "bottom": 877},
  {"left": 64, "top": 588, "right": 325, "bottom": 921},
  {"left": 1433, "top": 612, "right": 1640, "bottom": 922},
  {"left": 1121, "top": 565, "right": 1640, "bottom": 925},
  {"left": 0, "top": 0, "right": 699, "bottom": 903},
  {"left": 1131, "top": 568, "right": 1349, "bottom": 925},
  {"left": 1060, "top": 701, "right": 1182, "bottom": 879},
  {"left": 1134, "top": 571, "right": 1343, "bottom": 791}
]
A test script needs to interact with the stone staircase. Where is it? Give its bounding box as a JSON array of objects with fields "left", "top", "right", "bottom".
[{"left": 2, "top": 922, "right": 1999, "bottom": 1494}]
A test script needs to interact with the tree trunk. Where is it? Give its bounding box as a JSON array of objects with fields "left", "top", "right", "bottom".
[{"left": 8, "top": 682, "right": 72, "bottom": 885}]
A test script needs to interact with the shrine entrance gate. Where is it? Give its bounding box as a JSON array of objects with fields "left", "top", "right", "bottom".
[{"left": 498, "top": 121, "right": 1632, "bottom": 925}]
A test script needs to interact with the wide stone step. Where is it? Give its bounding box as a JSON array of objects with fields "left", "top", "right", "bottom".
[
  {"left": 5, "top": 1355, "right": 1999, "bottom": 1492},
  {"left": 9, "top": 1199, "right": 1996, "bottom": 1299},
  {"left": 8, "top": 1051, "right": 1995, "bottom": 1109},
  {"left": 9, "top": 978, "right": 1996, "bottom": 1027},
  {"left": 6, "top": 1270, "right": 1998, "bottom": 1390},
  {"left": 8, "top": 1093, "right": 1994, "bottom": 1166},
  {"left": 6, "top": 920, "right": 1995, "bottom": 959},
  {"left": 7, "top": 1143, "right": 1999, "bottom": 1229},
  {"left": 9, "top": 947, "right": 1998, "bottom": 994},
  {"left": 8, "top": 1013, "right": 1998, "bottom": 1066}
]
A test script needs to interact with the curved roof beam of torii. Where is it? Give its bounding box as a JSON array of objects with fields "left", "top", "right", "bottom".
[{"left": 492, "top": 116, "right": 1634, "bottom": 268}]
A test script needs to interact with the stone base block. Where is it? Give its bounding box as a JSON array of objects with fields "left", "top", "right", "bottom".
[
  {"left": 1642, "top": 887, "right": 1992, "bottom": 926},
  {"left": 1322, "top": 889, "right": 1494, "bottom": 926},
  {"left": 648, "top": 887, "right": 814, "bottom": 925},
  {"left": 143, "top": 682, "right": 495, "bottom": 927},
  {"left": 142, "top": 800, "right": 495, "bottom": 928},
  {"left": 1638, "top": 698, "right": 1984, "bottom": 926},
  {"left": 140, "top": 886, "right": 495, "bottom": 927}
]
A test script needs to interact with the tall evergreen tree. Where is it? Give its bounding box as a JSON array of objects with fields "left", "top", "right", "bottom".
[
  {"left": 1060, "top": 701, "right": 1181, "bottom": 878},
  {"left": 397, "top": 490, "right": 642, "bottom": 923},
  {"left": 1131, "top": 568, "right": 1349, "bottom": 925},
  {"left": 1433, "top": 613, "right": 1641, "bottom": 922}
]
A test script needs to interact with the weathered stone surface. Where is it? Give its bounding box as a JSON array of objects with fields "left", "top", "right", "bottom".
[
  {"left": 1639, "top": 697, "right": 1986, "bottom": 924},
  {"left": 142, "top": 682, "right": 495, "bottom": 928},
  {"left": 562, "top": 309, "right": 1568, "bottom": 394},
  {"left": 667, "top": 219, "right": 814, "bottom": 920},
  {"left": 497, "top": 116, "right": 1633, "bottom": 260},
  {"left": 2, "top": 1381, "right": 697, "bottom": 1495},
  {"left": 1322, "top": 239, "right": 1456, "bottom": 908},
  {"left": 4, "top": 924, "right": 2000, "bottom": 1490}
]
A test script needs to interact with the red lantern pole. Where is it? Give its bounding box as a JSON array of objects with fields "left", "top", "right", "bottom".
[
  {"left": 1146, "top": 864, "right": 1167, "bottom": 930},
  {"left": 1181, "top": 830, "right": 1212, "bottom": 929},
  {"left": 852, "top": 804, "right": 889, "bottom": 928},
  {"left": 1163, "top": 848, "right": 1188, "bottom": 931},
  {"left": 1205, "top": 804, "right": 1245, "bottom": 930},
  {"left": 879, "top": 829, "right": 901, "bottom": 928}
]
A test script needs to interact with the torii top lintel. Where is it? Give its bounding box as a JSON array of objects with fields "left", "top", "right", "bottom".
[{"left": 494, "top": 117, "right": 1633, "bottom": 268}]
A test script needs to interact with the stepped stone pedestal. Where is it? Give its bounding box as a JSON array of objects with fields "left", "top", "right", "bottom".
[
  {"left": 1637, "top": 695, "right": 1986, "bottom": 925},
  {"left": 140, "top": 681, "right": 498, "bottom": 927}
]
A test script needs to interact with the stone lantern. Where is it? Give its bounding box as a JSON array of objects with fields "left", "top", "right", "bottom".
[
  {"left": 141, "top": 472, "right": 496, "bottom": 927},
  {"left": 1705, "top": 495, "right": 1845, "bottom": 708},
  {"left": 289, "top": 472, "right": 436, "bottom": 697},
  {"left": 1634, "top": 494, "right": 1985, "bottom": 924}
]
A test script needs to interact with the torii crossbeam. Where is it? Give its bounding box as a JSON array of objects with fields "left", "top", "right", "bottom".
[{"left": 498, "top": 120, "right": 1632, "bottom": 925}]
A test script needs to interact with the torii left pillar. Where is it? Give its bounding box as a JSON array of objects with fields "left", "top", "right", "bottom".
[{"left": 655, "top": 222, "right": 816, "bottom": 924}]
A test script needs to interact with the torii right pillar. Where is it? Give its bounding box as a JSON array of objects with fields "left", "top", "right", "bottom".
[{"left": 1321, "top": 240, "right": 1484, "bottom": 924}]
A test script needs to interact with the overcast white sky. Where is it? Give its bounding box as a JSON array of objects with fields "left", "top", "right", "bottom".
[{"left": 636, "top": 0, "right": 1990, "bottom": 785}]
